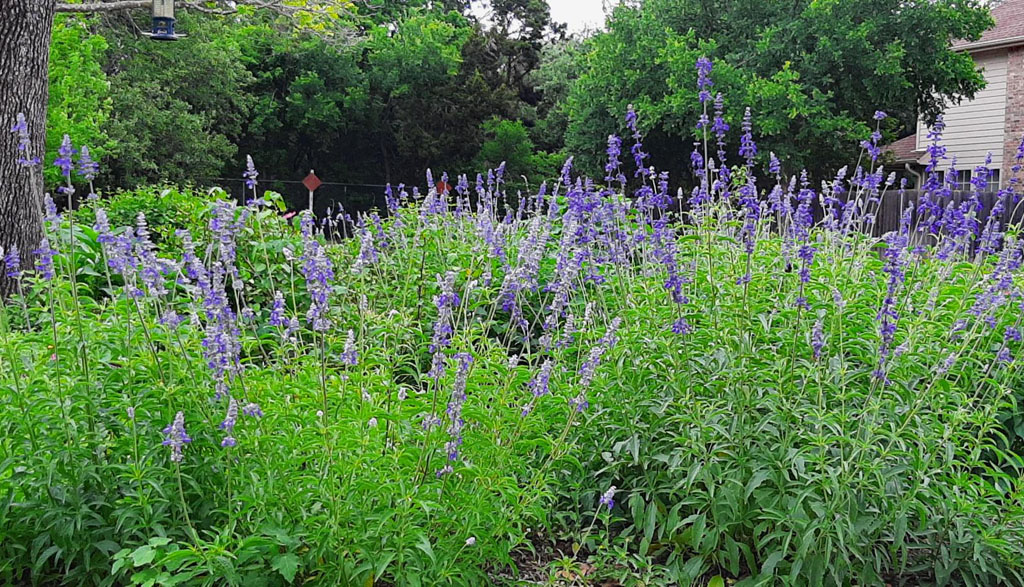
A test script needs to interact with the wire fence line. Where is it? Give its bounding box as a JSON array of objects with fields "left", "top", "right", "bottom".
[{"left": 197, "top": 177, "right": 390, "bottom": 217}]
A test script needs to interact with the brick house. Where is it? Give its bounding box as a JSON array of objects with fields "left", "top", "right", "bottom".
[{"left": 885, "top": 0, "right": 1024, "bottom": 189}]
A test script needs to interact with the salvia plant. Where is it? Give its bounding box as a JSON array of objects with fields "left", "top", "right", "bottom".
[{"left": 3, "top": 57, "right": 1024, "bottom": 586}]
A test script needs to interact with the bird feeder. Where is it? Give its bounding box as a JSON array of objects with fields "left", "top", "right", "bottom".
[{"left": 147, "top": 0, "right": 181, "bottom": 41}]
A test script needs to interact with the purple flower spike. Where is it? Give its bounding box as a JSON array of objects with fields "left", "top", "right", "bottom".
[
  {"left": 243, "top": 402, "right": 263, "bottom": 418},
  {"left": 34, "top": 237, "right": 55, "bottom": 281},
  {"left": 54, "top": 134, "right": 75, "bottom": 180},
  {"left": 11, "top": 113, "right": 40, "bottom": 167},
  {"left": 811, "top": 319, "right": 825, "bottom": 360},
  {"left": 4, "top": 245, "right": 21, "bottom": 279},
  {"left": 341, "top": 329, "right": 359, "bottom": 366},
  {"left": 243, "top": 154, "right": 259, "bottom": 190},
  {"left": 162, "top": 411, "right": 191, "bottom": 462},
  {"left": 219, "top": 398, "right": 239, "bottom": 448},
  {"left": 77, "top": 145, "right": 99, "bottom": 182},
  {"left": 599, "top": 486, "right": 617, "bottom": 511},
  {"left": 696, "top": 57, "right": 713, "bottom": 103}
]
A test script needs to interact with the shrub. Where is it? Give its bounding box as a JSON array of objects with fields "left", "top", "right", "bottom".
[{"left": 73, "top": 185, "right": 220, "bottom": 245}]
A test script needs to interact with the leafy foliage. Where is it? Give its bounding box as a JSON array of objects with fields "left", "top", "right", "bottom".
[
  {"left": 562, "top": 0, "right": 993, "bottom": 177},
  {"left": 7, "top": 86, "right": 1024, "bottom": 584},
  {"left": 46, "top": 14, "right": 111, "bottom": 187}
]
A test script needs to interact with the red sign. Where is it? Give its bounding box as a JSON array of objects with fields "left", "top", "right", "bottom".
[{"left": 303, "top": 171, "right": 322, "bottom": 192}]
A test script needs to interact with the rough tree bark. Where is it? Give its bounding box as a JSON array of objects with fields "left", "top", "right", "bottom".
[{"left": 0, "top": 0, "right": 55, "bottom": 295}]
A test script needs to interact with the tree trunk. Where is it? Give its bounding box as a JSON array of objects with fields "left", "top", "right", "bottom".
[{"left": 0, "top": 0, "right": 54, "bottom": 294}]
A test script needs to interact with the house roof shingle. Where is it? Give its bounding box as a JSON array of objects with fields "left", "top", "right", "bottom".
[
  {"left": 884, "top": 134, "right": 923, "bottom": 164},
  {"left": 953, "top": 0, "right": 1024, "bottom": 51}
]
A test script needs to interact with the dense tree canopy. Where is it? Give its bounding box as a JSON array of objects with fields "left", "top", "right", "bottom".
[
  {"left": 40, "top": 0, "right": 999, "bottom": 197},
  {"left": 561, "top": 0, "right": 994, "bottom": 179}
]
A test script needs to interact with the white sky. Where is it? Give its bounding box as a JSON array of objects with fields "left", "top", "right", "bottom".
[
  {"left": 473, "top": 0, "right": 609, "bottom": 34},
  {"left": 549, "top": 0, "right": 608, "bottom": 34}
]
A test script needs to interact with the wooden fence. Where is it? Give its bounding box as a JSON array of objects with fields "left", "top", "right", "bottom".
[{"left": 862, "top": 189, "right": 1024, "bottom": 237}]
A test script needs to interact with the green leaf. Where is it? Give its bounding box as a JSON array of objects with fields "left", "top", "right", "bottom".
[
  {"left": 708, "top": 576, "right": 726, "bottom": 587},
  {"left": 272, "top": 553, "right": 300, "bottom": 583},
  {"left": 761, "top": 551, "right": 785, "bottom": 577},
  {"left": 132, "top": 545, "right": 156, "bottom": 567},
  {"left": 415, "top": 535, "right": 436, "bottom": 564}
]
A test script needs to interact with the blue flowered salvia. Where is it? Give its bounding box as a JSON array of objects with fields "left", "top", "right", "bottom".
[
  {"left": 34, "top": 237, "right": 55, "bottom": 281},
  {"left": 521, "top": 358, "right": 554, "bottom": 416},
  {"left": 529, "top": 359, "right": 553, "bottom": 398},
  {"left": 354, "top": 217, "right": 379, "bottom": 271},
  {"left": 135, "top": 213, "right": 175, "bottom": 297},
  {"left": 210, "top": 200, "right": 249, "bottom": 280},
  {"left": 438, "top": 352, "right": 473, "bottom": 477},
  {"left": 599, "top": 486, "right": 616, "bottom": 511},
  {"left": 572, "top": 318, "right": 621, "bottom": 411},
  {"left": 220, "top": 397, "right": 239, "bottom": 447},
  {"left": 43, "top": 193, "right": 61, "bottom": 230},
  {"left": 54, "top": 135, "right": 76, "bottom": 193},
  {"left": 269, "top": 290, "right": 287, "bottom": 327},
  {"left": 300, "top": 212, "right": 334, "bottom": 332},
  {"left": 625, "top": 105, "right": 650, "bottom": 178},
  {"left": 162, "top": 411, "right": 191, "bottom": 463},
  {"left": 11, "top": 113, "right": 40, "bottom": 167},
  {"left": 77, "top": 145, "right": 99, "bottom": 183},
  {"left": 811, "top": 319, "right": 825, "bottom": 360},
  {"left": 738, "top": 107, "right": 757, "bottom": 165},
  {"left": 696, "top": 57, "right": 713, "bottom": 103},
  {"left": 243, "top": 402, "right": 263, "bottom": 418},
  {"left": 243, "top": 154, "right": 259, "bottom": 190},
  {"left": 712, "top": 93, "right": 729, "bottom": 165},
  {"left": 4, "top": 246, "right": 20, "bottom": 279},
  {"left": 671, "top": 317, "right": 693, "bottom": 335},
  {"left": 340, "top": 329, "right": 358, "bottom": 366},
  {"left": 605, "top": 134, "right": 626, "bottom": 187}
]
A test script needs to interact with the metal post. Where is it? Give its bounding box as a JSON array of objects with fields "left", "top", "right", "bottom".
[{"left": 308, "top": 169, "right": 315, "bottom": 212}]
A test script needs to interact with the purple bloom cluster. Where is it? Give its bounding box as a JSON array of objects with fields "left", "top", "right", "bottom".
[
  {"left": 599, "top": 486, "right": 616, "bottom": 511},
  {"left": 696, "top": 57, "right": 713, "bottom": 104},
  {"left": 341, "top": 329, "right": 359, "bottom": 366},
  {"left": 300, "top": 212, "right": 334, "bottom": 332},
  {"left": 439, "top": 352, "right": 473, "bottom": 476},
  {"left": 811, "top": 319, "right": 825, "bottom": 360},
  {"left": 243, "top": 155, "right": 259, "bottom": 190},
  {"left": 269, "top": 290, "right": 287, "bottom": 327},
  {"left": 10, "top": 113, "right": 40, "bottom": 167},
  {"left": 4, "top": 245, "right": 21, "bottom": 279},
  {"left": 220, "top": 398, "right": 239, "bottom": 447},
  {"left": 34, "top": 237, "right": 55, "bottom": 281},
  {"left": 162, "top": 411, "right": 191, "bottom": 462},
  {"left": 54, "top": 135, "right": 76, "bottom": 188},
  {"left": 77, "top": 145, "right": 99, "bottom": 183}
]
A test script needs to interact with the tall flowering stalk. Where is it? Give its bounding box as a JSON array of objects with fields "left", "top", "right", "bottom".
[{"left": 436, "top": 352, "right": 473, "bottom": 477}]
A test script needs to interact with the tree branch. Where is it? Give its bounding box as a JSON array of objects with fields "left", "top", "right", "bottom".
[{"left": 55, "top": 0, "right": 151, "bottom": 12}]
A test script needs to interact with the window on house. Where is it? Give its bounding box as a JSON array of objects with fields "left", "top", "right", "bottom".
[
  {"left": 955, "top": 170, "right": 972, "bottom": 191},
  {"left": 902, "top": 173, "right": 918, "bottom": 189},
  {"left": 989, "top": 169, "right": 1001, "bottom": 190}
]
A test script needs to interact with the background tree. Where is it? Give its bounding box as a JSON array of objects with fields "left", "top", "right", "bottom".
[
  {"left": 0, "top": 1, "right": 55, "bottom": 294},
  {"left": 0, "top": 0, "right": 357, "bottom": 292},
  {"left": 563, "top": 0, "right": 994, "bottom": 179}
]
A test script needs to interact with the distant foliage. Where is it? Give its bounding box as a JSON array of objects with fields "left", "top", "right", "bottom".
[
  {"left": 46, "top": 15, "right": 111, "bottom": 187},
  {"left": 562, "top": 0, "right": 993, "bottom": 178},
  {"left": 474, "top": 118, "right": 562, "bottom": 188}
]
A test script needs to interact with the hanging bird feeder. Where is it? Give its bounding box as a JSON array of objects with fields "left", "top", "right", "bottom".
[{"left": 146, "top": 0, "right": 183, "bottom": 41}]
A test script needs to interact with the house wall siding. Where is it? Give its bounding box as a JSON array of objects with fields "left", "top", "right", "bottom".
[
  {"left": 1003, "top": 45, "right": 1024, "bottom": 178},
  {"left": 916, "top": 49, "right": 1008, "bottom": 172}
]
